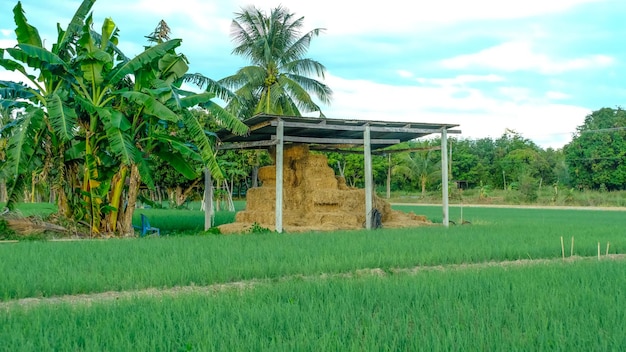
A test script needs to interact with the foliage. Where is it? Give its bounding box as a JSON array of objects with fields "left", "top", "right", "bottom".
[
  {"left": 0, "top": 218, "right": 16, "bottom": 239},
  {"left": 392, "top": 142, "right": 441, "bottom": 196},
  {"left": 0, "top": 1, "right": 247, "bottom": 236},
  {"left": 247, "top": 222, "right": 273, "bottom": 234},
  {"left": 564, "top": 107, "right": 626, "bottom": 190},
  {"left": 220, "top": 5, "right": 332, "bottom": 118}
]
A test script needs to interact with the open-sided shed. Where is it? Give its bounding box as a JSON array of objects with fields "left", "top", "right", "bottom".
[{"left": 214, "top": 114, "right": 461, "bottom": 232}]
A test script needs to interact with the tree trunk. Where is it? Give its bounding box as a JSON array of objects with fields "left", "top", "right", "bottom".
[
  {"left": 0, "top": 178, "right": 6, "bottom": 203},
  {"left": 120, "top": 164, "right": 140, "bottom": 236},
  {"left": 251, "top": 166, "right": 259, "bottom": 188},
  {"left": 105, "top": 166, "right": 128, "bottom": 234},
  {"left": 174, "top": 178, "right": 201, "bottom": 207}
]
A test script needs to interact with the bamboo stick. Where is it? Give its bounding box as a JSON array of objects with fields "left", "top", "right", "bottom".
[
  {"left": 570, "top": 236, "right": 574, "bottom": 257},
  {"left": 606, "top": 242, "right": 610, "bottom": 256},
  {"left": 561, "top": 236, "right": 565, "bottom": 259},
  {"left": 598, "top": 242, "right": 601, "bottom": 260}
]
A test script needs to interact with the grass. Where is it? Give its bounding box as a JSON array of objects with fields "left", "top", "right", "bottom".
[
  {"left": 389, "top": 187, "right": 626, "bottom": 207},
  {"left": 1, "top": 206, "right": 625, "bottom": 301},
  {"left": 0, "top": 201, "right": 245, "bottom": 236},
  {"left": 2, "top": 260, "right": 625, "bottom": 351},
  {"left": 2, "top": 205, "right": 625, "bottom": 350}
]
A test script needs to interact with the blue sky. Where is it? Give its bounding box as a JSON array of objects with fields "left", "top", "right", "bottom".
[{"left": 2, "top": 0, "right": 625, "bottom": 148}]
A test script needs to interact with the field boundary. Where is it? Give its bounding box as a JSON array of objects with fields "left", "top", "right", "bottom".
[
  {"left": 392, "top": 203, "right": 626, "bottom": 211},
  {"left": 2, "top": 254, "right": 624, "bottom": 311}
]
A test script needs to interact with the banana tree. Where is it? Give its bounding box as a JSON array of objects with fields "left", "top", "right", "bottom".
[{"left": 1, "top": 1, "right": 248, "bottom": 236}]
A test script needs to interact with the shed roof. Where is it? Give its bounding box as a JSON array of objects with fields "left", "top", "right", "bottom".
[{"left": 217, "top": 114, "right": 461, "bottom": 151}]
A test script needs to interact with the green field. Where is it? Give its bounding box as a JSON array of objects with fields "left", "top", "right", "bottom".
[{"left": 1, "top": 205, "right": 625, "bottom": 350}]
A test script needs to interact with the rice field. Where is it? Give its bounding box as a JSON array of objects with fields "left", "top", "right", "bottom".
[{"left": 1, "top": 205, "right": 625, "bottom": 350}]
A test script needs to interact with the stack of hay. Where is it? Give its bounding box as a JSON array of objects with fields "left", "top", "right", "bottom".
[{"left": 219, "top": 144, "right": 430, "bottom": 234}]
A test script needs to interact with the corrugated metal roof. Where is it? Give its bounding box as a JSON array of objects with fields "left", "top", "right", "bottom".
[{"left": 217, "top": 114, "right": 460, "bottom": 151}]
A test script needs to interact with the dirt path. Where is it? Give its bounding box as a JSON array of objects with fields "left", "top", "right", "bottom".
[{"left": 2, "top": 254, "right": 625, "bottom": 311}]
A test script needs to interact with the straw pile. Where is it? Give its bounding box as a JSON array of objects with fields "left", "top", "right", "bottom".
[{"left": 219, "top": 144, "right": 431, "bottom": 234}]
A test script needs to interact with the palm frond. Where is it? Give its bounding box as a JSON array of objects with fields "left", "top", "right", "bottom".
[
  {"left": 201, "top": 100, "right": 249, "bottom": 135},
  {"left": 182, "top": 73, "right": 235, "bottom": 101}
]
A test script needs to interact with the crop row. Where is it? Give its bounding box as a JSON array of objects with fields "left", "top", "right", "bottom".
[
  {"left": 1, "top": 206, "right": 624, "bottom": 301},
  {"left": 2, "top": 259, "right": 624, "bottom": 351}
]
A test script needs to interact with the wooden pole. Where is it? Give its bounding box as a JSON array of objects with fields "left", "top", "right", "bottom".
[
  {"left": 275, "top": 119, "right": 284, "bottom": 233},
  {"left": 364, "top": 125, "right": 373, "bottom": 230},
  {"left": 386, "top": 154, "right": 391, "bottom": 199},
  {"left": 203, "top": 168, "right": 213, "bottom": 231},
  {"left": 441, "top": 128, "right": 449, "bottom": 227}
]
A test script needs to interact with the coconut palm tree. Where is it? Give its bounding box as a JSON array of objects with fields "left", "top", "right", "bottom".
[
  {"left": 219, "top": 5, "right": 332, "bottom": 118},
  {"left": 393, "top": 148, "right": 441, "bottom": 197}
]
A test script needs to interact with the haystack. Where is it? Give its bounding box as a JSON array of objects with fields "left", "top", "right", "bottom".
[{"left": 219, "top": 144, "right": 431, "bottom": 234}]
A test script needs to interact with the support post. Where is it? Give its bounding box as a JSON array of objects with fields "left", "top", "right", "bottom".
[
  {"left": 203, "top": 168, "right": 213, "bottom": 230},
  {"left": 364, "top": 125, "right": 373, "bottom": 229},
  {"left": 275, "top": 119, "right": 284, "bottom": 233},
  {"left": 441, "top": 128, "right": 449, "bottom": 227}
]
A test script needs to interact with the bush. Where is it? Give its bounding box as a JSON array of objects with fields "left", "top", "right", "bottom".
[{"left": 519, "top": 176, "right": 538, "bottom": 203}]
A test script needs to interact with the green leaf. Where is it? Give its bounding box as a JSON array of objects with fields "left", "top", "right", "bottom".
[
  {"left": 181, "top": 109, "right": 223, "bottom": 179},
  {"left": 154, "top": 150, "right": 199, "bottom": 179},
  {"left": 56, "top": 0, "right": 96, "bottom": 54},
  {"left": 178, "top": 91, "right": 214, "bottom": 109},
  {"left": 2, "top": 107, "right": 45, "bottom": 210},
  {"left": 7, "top": 44, "right": 69, "bottom": 73},
  {"left": 153, "top": 134, "right": 201, "bottom": 161},
  {"left": 132, "top": 149, "right": 155, "bottom": 190},
  {"left": 46, "top": 93, "right": 77, "bottom": 141},
  {"left": 97, "top": 107, "right": 135, "bottom": 165},
  {"left": 100, "top": 17, "right": 116, "bottom": 50},
  {"left": 0, "top": 80, "right": 36, "bottom": 100},
  {"left": 119, "top": 91, "right": 179, "bottom": 122},
  {"left": 158, "top": 53, "right": 189, "bottom": 84},
  {"left": 12, "top": 2, "right": 42, "bottom": 47},
  {"left": 78, "top": 49, "right": 112, "bottom": 87},
  {"left": 202, "top": 99, "right": 249, "bottom": 136},
  {"left": 106, "top": 39, "right": 182, "bottom": 85}
]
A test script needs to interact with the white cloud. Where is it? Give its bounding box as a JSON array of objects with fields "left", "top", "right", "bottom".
[
  {"left": 321, "top": 73, "right": 588, "bottom": 148},
  {"left": 441, "top": 41, "right": 615, "bottom": 74},
  {"left": 397, "top": 70, "right": 413, "bottom": 78},
  {"left": 418, "top": 74, "right": 505, "bottom": 86},
  {"left": 232, "top": 0, "right": 603, "bottom": 35},
  {"left": 545, "top": 91, "right": 571, "bottom": 100}
]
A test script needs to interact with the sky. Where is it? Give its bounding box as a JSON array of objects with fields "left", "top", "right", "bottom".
[{"left": 1, "top": 0, "right": 625, "bottom": 149}]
